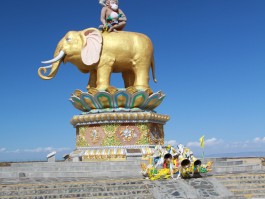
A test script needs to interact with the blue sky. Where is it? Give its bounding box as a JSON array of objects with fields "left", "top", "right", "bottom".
[{"left": 0, "top": 0, "right": 265, "bottom": 161}]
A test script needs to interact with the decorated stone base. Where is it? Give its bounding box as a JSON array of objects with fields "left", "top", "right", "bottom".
[
  {"left": 69, "top": 89, "right": 170, "bottom": 161},
  {"left": 71, "top": 112, "right": 170, "bottom": 161}
]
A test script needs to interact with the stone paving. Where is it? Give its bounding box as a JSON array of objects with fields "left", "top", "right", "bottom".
[
  {"left": 0, "top": 176, "right": 234, "bottom": 199},
  {"left": 148, "top": 176, "right": 234, "bottom": 199},
  {"left": 0, "top": 177, "right": 153, "bottom": 199}
]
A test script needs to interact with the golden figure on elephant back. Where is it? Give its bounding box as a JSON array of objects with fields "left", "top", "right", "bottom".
[{"left": 99, "top": 0, "right": 127, "bottom": 32}]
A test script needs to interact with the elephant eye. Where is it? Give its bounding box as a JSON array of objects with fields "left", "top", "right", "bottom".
[{"left": 66, "top": 37, "right": 72, "bottom": 42}]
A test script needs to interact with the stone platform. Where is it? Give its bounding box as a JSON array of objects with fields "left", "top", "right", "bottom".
[
  {"left": 1, "top": 157, "right": 265, "bottom": 198},
  {"left": 0, "top": 158, "right": 146, "bottom": 179}
]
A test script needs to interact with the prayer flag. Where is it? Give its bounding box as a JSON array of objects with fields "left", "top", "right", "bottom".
[{"left": 200, "top": 135, "right": 205, "bottom": 148}]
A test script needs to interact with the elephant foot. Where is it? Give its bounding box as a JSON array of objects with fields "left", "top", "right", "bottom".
[
  {"left": 144, "top": 88, "right": 153, "bottom": 96},
  {"left": 87, "top": 87, "right": 99, "bottom": 95},
  {"left": 126, "top": 86, "right": 138, "bottom": 95},
  {"left": 106, "top": 86, "right": 118, "bottom": 95}
]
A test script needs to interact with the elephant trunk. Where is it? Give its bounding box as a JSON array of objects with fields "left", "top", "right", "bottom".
[
  {"left": 38, "top": 40, "right": 64, "bottom": 80},
  {"left": 38, "top": 60, "right": 62, "bottom": 80}
]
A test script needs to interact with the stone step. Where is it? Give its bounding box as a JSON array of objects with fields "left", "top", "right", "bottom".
[
  {"left": 1, "top": 187, "right": 152, "bottom": 198},
  {"left": 215, "top": 173, "right": 265, "bottom": 181},
  {"left": 20, "top": 196, "right": 154, "bottom": 199},
  {"left": 0, "top": 164, "right": 141, "bottom": 172},
  {"left": 0, "top": 170, "right": 143, "bottom": 178},
  {"left": 9, "top": 161, "right": 146, "bottom": 167},
  {"left": 67, "top": 196, "right": 153, "bottom": 199},
  {"left": 1, "top": 195, "right": 154, "bottom": 199},
  {"left": 1, "top": 184, "right": 150, "bottom": 197},
  {"left": 216, "top": 177, "right": 265, "bottom": 181},
  {"left": 204, "top": 158, "right": 228, "bottom": 162},
  {"left": 213, "top": 164, "right": 263, "bottom": 173},
  {"left": 0, "top": 179, "right": 153, "bottom": 198},
  {"left": 225, "top": 184, "right": 265, "bottom": 189},
  {"left": 215, "top": 173, "right": 265, "bottom": 177},
  {"left": 220, "top": 180, "right": 265, "bottom": 186},
  {"left": 215, "top": 173, "right": 265, "bottom": 198},
  {"left": 229, "top": 188, "right": 265, "bottom": 195},
  {"left": 0, "top": 179, "right": 147, "bottom": 191},
  {"left": 0, "top": 188, "right": 152, "bottom": 198},
  {"left": 236, "top": 193, "right": 265, "bottom": 198},
  {"left": 210, "top": 160, "right": 244, "bottom": 167}
]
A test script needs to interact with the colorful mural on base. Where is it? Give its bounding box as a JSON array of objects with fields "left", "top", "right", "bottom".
[{"left": 76, "top": 123, "right": 164, "bottom": 147}]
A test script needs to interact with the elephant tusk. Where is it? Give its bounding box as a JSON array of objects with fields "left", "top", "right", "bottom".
[{"left": 41, "top": 50, "right": 65, "bottom": 64}]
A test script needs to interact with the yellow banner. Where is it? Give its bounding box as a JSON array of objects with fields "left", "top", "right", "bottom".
[{"left": 200, "top": 135, "right": 205, "bottom": 148}]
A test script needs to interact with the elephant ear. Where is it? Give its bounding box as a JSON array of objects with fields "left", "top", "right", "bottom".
[{"left": 81, "top": 28, "right": 102, "bottom": 66}]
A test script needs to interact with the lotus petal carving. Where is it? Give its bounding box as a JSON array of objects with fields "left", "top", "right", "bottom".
[{"left": 70, "top": 89, "right": 165, "bottom": 112}]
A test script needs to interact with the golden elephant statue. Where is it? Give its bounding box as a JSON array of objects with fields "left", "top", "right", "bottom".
[{"left": 38, "top": 28, "right": 157, "bottom": 93}]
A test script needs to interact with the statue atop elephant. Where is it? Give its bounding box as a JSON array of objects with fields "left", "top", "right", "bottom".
[
  {"left": 38, "top": 28, "right": 157, "bottom": 94},
  {"left": 99, "top": 0, "right": 127, "bottom": 32}
]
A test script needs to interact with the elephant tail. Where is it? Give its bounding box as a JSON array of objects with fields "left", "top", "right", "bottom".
[{"left": 151, "top": 55, "right": 157, "bottom": 83}]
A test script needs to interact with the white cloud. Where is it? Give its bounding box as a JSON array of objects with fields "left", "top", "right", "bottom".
[
  {"left": 26, "top": 147, "right": 55, "bottom": 153},
  {"left": 187, "top": 137, "right": 223, "bottom": 147},
  {"left": 165, "top": 140, "right": 178, "bottom": 147},
  {"left": 0, "top": 148, "right": 6, "bottom": 152},
  {"left": 57, "top": 147, "right": 71, "bottom": 152},
  {"left": 23, "top": 147, "right": 70, "bottom": 153},
  {"left": 253, "top": 137, "right": 265, "bottom": 144},
  {"left": 186, "top": 141, "right": 200, "bottom": 147},
  {"left": 205, "top": 138, "right": 223, "bottom": 146},
  {"left": 183, "top": 136, "right": 265, "bottom": 156},
  {"left": 12, "top": 149, "right": 21, "bottom": 153},
  {"left": 4, "top": 147, "right": 71, "bottom": 153}
]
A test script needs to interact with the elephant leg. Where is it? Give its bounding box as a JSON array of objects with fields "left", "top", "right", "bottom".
[
  {"left": 86, "top": 70, "right": 97, "bottom": 90},
  {"left": 122, "top": 71, "right": 135, "bottom": 88},
  {"left": 96, "top": 63, "right": 113, "bottom": 91},
  {"left": 133, "top": 65, "right": 150, "bottom": 90}
]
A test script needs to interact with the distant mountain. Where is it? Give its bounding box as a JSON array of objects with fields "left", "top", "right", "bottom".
[{"left": 206, "top": 151, "right": 265, "bottom": 158}]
